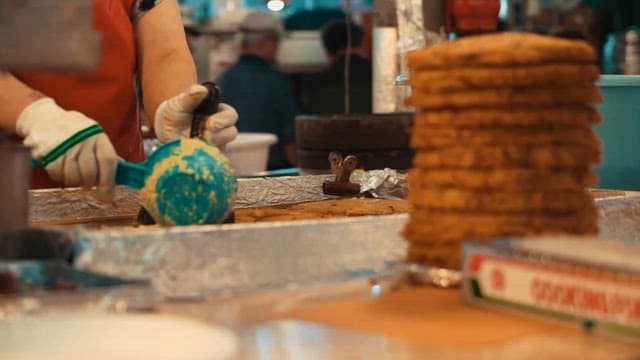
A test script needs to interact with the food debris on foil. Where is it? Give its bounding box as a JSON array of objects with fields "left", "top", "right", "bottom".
[{"left": 351, "top": 169, "right": 408, "bottom": 200}]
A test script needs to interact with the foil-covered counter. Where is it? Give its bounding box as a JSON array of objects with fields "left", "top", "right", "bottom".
[
  {"left": 63, "top": 190, "right": 640, "bottom": 298},
  {"left": 30, "top": 171, "right": 407, "bottom": 226}
]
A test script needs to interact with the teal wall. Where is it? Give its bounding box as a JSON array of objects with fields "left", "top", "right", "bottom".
[{"left": 596, "top": 75, "right": 640, "bottom": 190}]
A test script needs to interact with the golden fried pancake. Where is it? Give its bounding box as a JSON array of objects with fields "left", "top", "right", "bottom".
[
  {"left": 413, "top": 106, "right": 601, "bottom": 127},
  {"left": 409, "top": 64, "right": 600, "bottom": 92},
  {"left": 403, "top": 208, "right": 598, "bottom": 245},
  {"left": 407, "top": 86, "right": 601, "bottom": 109},
  {"left": 407, "top": 32, "right": 596, "bottom": 69},
  {"left": 407, "top": 188, "right": 593, "bottom": 213},
  {"left": 412, "top": 144, "right": 601, "bottom": 169},
  {"left": 411, "top": 125, "right": 600, "bottom": 149},
  {"left": 407, "top": 168, "right": 598, "bottom": 190}
]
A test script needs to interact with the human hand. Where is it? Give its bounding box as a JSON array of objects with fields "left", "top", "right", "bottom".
[
  {"left": 154, "top": 84, "right": 238, "bottom": 148},
  {"left": 16, "top": 98, "right": 119, "bottom": 201}
]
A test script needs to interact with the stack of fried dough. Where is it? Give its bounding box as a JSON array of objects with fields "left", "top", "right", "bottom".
[{"left": 402, "top": 32, "right": 603, "bottom": 269}]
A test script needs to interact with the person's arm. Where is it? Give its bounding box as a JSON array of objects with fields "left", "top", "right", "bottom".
[
  {"left": 135, "top": 0, "right": 238, "bottom": 147},
  {"left": 135, "top": 0, "right": 196, "bottom": 122},
  {"left": 0, "top": 71, "right": 44, "bottom": 130},
  {"left": 0, "top": 71, "right": 118, "bottom": 199}
]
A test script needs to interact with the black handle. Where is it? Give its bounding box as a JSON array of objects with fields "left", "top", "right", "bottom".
[{"left": 190, "top": 82, "right": 221, "bottom": 139}]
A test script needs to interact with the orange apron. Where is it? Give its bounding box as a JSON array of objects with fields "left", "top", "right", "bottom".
[{"left": 14, "top": 0, "right": 143, "bottom": 189}]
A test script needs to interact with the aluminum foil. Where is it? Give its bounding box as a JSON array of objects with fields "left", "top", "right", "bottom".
[
  {"left": 73, "top": 215, "right": 409, "bottom": 299},
  {"left": 234, "top": 175, "right": 336, "bottom": 208},
  {"left": 29, "top": 187, "right": 140, "bottom": 225},
  {"left": 236, "top": 171, "right": 409, "bottom": 206},
  {"left": 596, "top": 191, "right": 640, "bottom": 244},
  {"left": 30, "top": 173, "right": 410, "bottom": 224},
  {"left": 26, "top": 188, "right": 640, "bottom": 300},
  {"left": 351, "top": 169, "right": 408, "bottom": 200}
]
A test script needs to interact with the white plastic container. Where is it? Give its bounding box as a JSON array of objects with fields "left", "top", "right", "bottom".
[{"left": 223, "top": 132, "right": 278, "bottom": 176}]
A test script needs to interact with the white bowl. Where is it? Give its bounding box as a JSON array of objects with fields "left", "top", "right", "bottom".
[
  {"left": 223, "top": 132, "right": 278, "bottom": 176},
  {"left": 0, "top": 313, "right": 237, "bottom": 360}
]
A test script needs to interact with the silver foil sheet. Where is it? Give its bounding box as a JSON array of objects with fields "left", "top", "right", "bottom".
[
  {"left": 29, "top": 187, "right": 140, "bottom": 225},
  {"left": 66, "top": 192, "right": 640, "bottom": 300},
  {"left": 596, "top": 191, "right": 640, "bottom": 243},
  {"left": 23, "top": 189, "right": 640, "bottom": 301},
  {"left": 29, "top": 173, "right": 409, "bottom": 224},
  {"left": 234, "top": 175, "right": 336, "bottom": 208},
  {"left": 237, "top": 171, "right": 407, "bottom": 205},
  {"left": 73, "top": 215, "right": 408, "bottom": 299},
  {"left": 353, "top": 168, "right": 408, "bottom": 200}
]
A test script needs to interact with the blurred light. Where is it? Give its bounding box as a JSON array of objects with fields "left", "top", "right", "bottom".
[
  {"left": 267, "top": 0, "right": 285, "bottom": 12},
  {"left": 499, "top": 0, "right": 508, "bottom": 20}
]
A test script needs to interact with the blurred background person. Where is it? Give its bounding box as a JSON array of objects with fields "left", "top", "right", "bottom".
[
  {"left": 300, "top": 20, "right": 372, "bottom": 115},
  {"left": 216, "top": 11, "right": 297, "bottom": 170}
]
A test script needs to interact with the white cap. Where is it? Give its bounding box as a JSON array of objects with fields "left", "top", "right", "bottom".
[{"left": 239, "top": 11, "right": 284, "bottom": 37}]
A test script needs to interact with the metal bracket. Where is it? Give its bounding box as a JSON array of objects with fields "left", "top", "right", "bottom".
[{"left": 322, "top": 152, "right": 361, "bottom": 196}]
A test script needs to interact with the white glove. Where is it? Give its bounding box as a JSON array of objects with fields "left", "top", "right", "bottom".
[
  {"left": 16, "top": 98, "right": 119, "bottom": 201},
  {"left": 154, "top": 84, "right": 238, "bottom": 148}
]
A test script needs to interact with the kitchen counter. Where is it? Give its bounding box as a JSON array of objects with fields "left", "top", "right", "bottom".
[
  {"left": 8, "top": 182, "right": 640, "bottom": 358},
  {"left": 2, "top": 277, "right": 639, "bottom": 359}
]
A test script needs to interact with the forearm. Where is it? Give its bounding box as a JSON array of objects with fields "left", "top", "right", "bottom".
[
  {"left": 135, "top": 0, "right": 197, "bottom": 123},
  {"left": 0, "top": 71, "right": 45, "bottom": 130},
  {"left": 139, "top": 50, "right": 196, "bottom": 122}
]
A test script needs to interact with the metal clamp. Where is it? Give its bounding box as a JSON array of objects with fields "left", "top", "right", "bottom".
[{"left": 322, "top": 152, "right": 361, "bottom": 196}]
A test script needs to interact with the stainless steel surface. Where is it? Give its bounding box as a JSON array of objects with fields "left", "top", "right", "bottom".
[
  {"left": 0, "top": 0, "right": 101, "bottom": 71},
  {"left": 73, "top": 215, "right": 408, "bottom": 299},
  {"left": 0, "top": 144, "right": 31, "bottom": 233}
]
